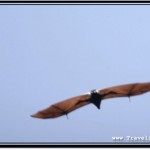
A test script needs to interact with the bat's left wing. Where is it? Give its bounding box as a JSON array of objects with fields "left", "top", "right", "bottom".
[
  {"left": 99, "top": 82, "right": 150, "bottom": 100},
  {"left": 31, "top": 94, "right": 91, "bottom": 119}
]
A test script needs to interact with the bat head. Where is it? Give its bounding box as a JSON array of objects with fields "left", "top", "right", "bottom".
[{"left": 90, "top": 89, "right": 99, "bottom": 94}]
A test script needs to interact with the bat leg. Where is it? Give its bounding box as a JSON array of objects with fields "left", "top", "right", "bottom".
[
  {"left": 66, "top": 113, "right": 69, "bottom": 119},
  {"left": 128, "top": 96, "right": 131, "bottom": 102},
  {"left": 52, "top": 105, "right": 69, "bottom": 119}
]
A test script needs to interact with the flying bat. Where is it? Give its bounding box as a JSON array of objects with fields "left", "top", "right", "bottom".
[{"left": 31, "top": 82, "right": 150, "bottom": 119}]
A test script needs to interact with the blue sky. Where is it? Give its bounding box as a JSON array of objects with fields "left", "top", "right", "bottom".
[{"left": 1, "top": 4, "right": 150, "bottom": 143}]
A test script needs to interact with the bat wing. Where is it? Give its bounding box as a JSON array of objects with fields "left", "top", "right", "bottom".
[
  {"left": 31, "top": 82, "right": 150, "bottom": 119},
  {"left": 99, "top": 82, "right": 150, "bottom": 100},
  {"left": 31, "top": 94, "right": 91, "bottom": 119}
]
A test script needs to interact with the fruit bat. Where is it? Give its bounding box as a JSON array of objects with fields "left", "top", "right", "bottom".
[{"left": 31, "top": 82, "right": 150, "bottom": 119}]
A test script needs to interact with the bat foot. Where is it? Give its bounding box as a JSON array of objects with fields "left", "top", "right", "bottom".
[
  {"left": 66, "top": 114, "right": 69, "bottom": 119},
  {"left": 128, "top": 96, "right": 131, "bottom": 102}
]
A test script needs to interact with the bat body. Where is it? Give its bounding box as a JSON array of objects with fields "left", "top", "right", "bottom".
[{"left": 31, "top": 82, "right": 150, "bottom": 119}]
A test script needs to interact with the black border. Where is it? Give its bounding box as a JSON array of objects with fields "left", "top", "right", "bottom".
[
  {"left": 1, "top": 142, "right": 150, "bottom": 147},
  {"left": 0, "top": 1, "right": 150, "bottom": 3}
]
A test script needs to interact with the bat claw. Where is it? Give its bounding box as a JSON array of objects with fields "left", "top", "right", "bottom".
[
  {"left": 128, "top": 96, "right": 131, "bottom": 102},
  {"left": 66, "top": 114, "right": 69, "bottom": 119}
]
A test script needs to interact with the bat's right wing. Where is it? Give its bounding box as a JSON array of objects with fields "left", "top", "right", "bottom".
[{"left": 31, "top": 94, "right": 91, "bottom": 119}]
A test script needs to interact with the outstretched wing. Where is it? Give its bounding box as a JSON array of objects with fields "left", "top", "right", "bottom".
[
  {"left": 31, "top": 82, "right": 150, "bottom": 119},
  {"left": 99, "top": 82, "right": 150, "bottom": 100},
  {"left": 31, "top": 94, "right": 91, "bottom": 119}
]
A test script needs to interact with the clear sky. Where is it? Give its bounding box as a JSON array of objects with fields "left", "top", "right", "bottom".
[{"left": 1, "top": 4, "right": 150, "bottom": 143}]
